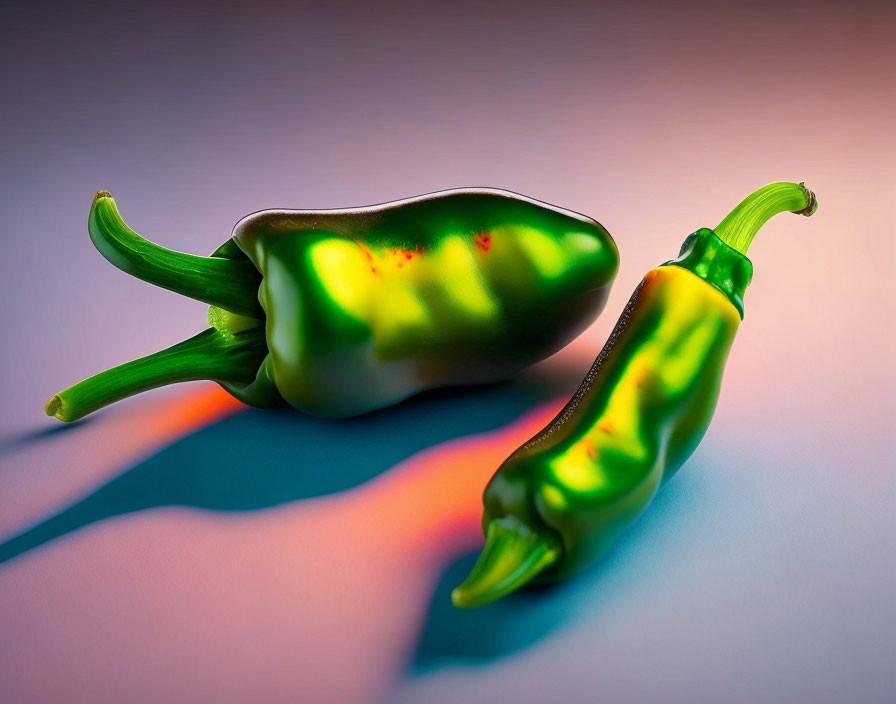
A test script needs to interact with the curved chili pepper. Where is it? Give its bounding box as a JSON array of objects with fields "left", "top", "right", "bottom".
[
  {"left": 46, "top": 189, "right": 618, "bottom": 421},
  {"left": 452, "top": 182, "right": 817, "bottom": 609}
]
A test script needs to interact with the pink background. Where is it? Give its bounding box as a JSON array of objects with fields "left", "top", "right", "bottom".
[{"left": 1, "top": 1, "right": 893, "bottom": 702}]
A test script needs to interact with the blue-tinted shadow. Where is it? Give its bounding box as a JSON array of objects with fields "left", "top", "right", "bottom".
[
  {"left": 410, "top": 464, "right": 705, "bottom": 670},
  {"left": 0, "top": 418, "right": 94, "bottom": 452},
  {"left": 0, "top": 374, "right": 574, "bottom": 565}
]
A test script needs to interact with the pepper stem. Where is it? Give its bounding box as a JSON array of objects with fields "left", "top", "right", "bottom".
[
  {"left": 714, "top": 182, "right": 817, "bottom": 255},
  {"left": 451, "top": 518, "right": 561, "bottom": 609},
  {"left": 88, "top": 191, "right": 263, "bottom": 318},
  {"left": 45, "top": 328, "right": 267, "bottom": 422}
]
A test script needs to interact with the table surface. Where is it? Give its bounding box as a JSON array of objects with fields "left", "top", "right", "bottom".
[{"left": 1, "top": 2, "right": 894, "bottom": 702}]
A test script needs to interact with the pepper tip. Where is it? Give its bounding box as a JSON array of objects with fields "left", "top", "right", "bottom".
[
  {"left": 451, "top": 518, "right": 561, "bottom": 609},
  {"left": 450, "top": 586, "right": 473, "bottom": 609},
  {"left": 93, "top": 189, "right": 112, "bottom": 203}
]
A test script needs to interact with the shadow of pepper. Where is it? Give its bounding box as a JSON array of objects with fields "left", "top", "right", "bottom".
[
  {"left": 1, "top": 357, "right": 713, "bottom": 675},
  {"left": 0, "top": 373, "right": 573, "bottom": 565},
  {"left": 0, "top": 418, "right": 95, "bottom": 452},
  {"left": 410, "top": 464, "right": 706, "bottom": 670}
]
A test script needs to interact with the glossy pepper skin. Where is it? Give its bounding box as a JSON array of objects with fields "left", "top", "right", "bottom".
[
  {"left": 452, "top": 182, "right": 817, "bottom": 609},
  {"left": 46, "top": 188, "right": 618, "bottom": 421}
]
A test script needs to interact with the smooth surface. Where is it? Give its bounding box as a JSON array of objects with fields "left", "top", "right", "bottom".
[
  {"left": 1, "top": 1, "right": 894, "bottom": 703},
  {"left": 459, "top": 265, "right": 741, "bottom": 609},
  {"left": 234, "top": 187, "right": 618, "bottom": 416}
]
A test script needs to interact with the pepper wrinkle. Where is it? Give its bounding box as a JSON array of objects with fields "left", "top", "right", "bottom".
[
  {"left": 455, "top": 181, "right": 817, "bottom": 608},
  {"left": 47, "top": 187, "right": 619, "bottom": 420}
]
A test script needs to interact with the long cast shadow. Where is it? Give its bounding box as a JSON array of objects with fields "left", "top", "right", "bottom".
[
  {"left": 3, "top": 362, "right": 711, "bottom": 669},
  {"left": 0, "top": 375, "right": 565, "bottom": 565}
]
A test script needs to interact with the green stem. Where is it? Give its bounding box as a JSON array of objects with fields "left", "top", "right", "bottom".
[
  {"left": 89, "top": 191, "right": 263, "bottom": 318},
  {"left": 714, "top": 182, "right": 817, "bottom": 255},
  {"left": 45, "top": 328, "right": 268, "bottom": 422}
]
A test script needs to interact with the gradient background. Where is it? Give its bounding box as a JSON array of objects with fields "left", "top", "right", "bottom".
[{"left": 1, "top": 1, "right": 894, "bottom": 702}]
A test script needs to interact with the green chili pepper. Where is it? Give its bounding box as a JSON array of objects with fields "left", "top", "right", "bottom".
[
  {"left": 452, "top": 182, "right": 817, "bottom": 609},
  {"left": 46, "top": 188, "right": 619, "bottom": 421}
]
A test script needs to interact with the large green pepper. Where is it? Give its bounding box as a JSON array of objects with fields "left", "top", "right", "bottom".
[
  {"left": 47, "top": 188, "right": 618, "bottom": 421},
  {"left": 452, "top": 182, "right": 817, "bottom": 609}
]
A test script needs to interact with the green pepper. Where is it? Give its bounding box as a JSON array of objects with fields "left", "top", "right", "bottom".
[
  {"left": 46, "top": 188, "right": 619, "bottom": 421},
  {"left": 452, "top": 182, "right": 817, "bottom": 609}
]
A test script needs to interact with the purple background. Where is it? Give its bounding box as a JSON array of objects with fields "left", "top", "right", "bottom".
[{"left": 1, "top": 1, "right": 894, "bottom": 702}]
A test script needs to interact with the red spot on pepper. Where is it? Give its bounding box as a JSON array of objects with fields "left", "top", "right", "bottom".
[
  {"left": 355, "top": 241, "right": 375, "bottom": 262},
  {"left": 474, "top": 232, "right": 492, "bottom": 252},
  {"left": 390, "top": 248, "right": 417, "bottom": 270},
  {"left": 599, "top": 421, "right": 614, "bottom": 435},
  {"left": 585, "top": 439, "right": 598, "bottom": 461}
]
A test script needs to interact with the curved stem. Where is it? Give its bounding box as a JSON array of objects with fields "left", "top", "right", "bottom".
[
  {"left": 714, "top": 182, "right": 817, "bottom": 255},
  {"left": 89, "top": 191, "right": 263, "bottom": 318},
  {"left": 46, "top": 328, "right": 267, "bottom": 422}
]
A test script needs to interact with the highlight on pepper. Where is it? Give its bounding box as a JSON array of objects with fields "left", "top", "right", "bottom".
[
  {"left": 46, "top": 188, "right": 619, "bottom": 421},
  {"left": 452, "top": 181, "right": 818, "bottom": 609}
]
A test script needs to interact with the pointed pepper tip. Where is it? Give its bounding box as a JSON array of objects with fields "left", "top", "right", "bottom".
[{"left": 451, "top": 517, "right": 560, "bottom": 609}]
